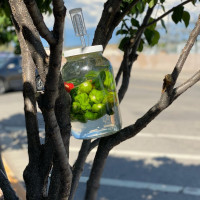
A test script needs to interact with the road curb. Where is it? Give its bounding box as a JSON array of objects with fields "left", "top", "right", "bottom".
[{"left": 2, "top": 156, "right": 26, "bottom": 200}]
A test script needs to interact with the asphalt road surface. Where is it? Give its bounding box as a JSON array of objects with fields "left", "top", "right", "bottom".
[{"left": 0, "top": 68, "right": 200, "bottom": 200}]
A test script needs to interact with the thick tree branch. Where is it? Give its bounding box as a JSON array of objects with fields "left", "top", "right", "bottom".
[
  {"left": 85, "top": 138, "right": 110, "bottom": 200},
  {"left": 9, "top": 0, "right": 41, "bottom": 163},
  {"left": 0, "top": 170, "right": 19, "bottom": 200},
  {"left": 0, "top": 153, "right": 18, "bottom": 199},
  {"left": 42, "top": 109, "right": 72, "bottom": 199},
  {"left": 118, "top": 6, "right": 154, "bottom": 102},
  {"left": 55, "top": 78, "right": 71, "bottom": 156},
  {"left": 89, "top": 139, "right": 100, "bottom": 153},
  {"left": 52, "top": 0, "right": 66, "bottom": 39},
  {"left": 10, "top": 0, "right": 48, "bottom": 83},
  {"left": 69, "top": 140, "right": 91, "bottom": 200},
  {"left": 48, "top": 158, "right": 61, "bottom": 200},
  {"left": 93, "top": 0, "right": 140, "bottom": 49},
  {"left": 9, "top": 1, "right": 50, "bottom": 199},
  {"left": 40, "top": 1, "right": 72, "bottom": 199},
  {"left": 24, "top": 0, "right": 56, "bottom": 45}
]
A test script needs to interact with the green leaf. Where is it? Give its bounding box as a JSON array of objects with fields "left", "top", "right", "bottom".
[
  {"left": 136, "top": 1, "right": 145, "bottom": 13},
  {"left": 148, "top": 17, "right": 156, "bottom": 30},
  {"left": 151, "top": 30, "right": 160, "bottom": 46},
  {"left": 119, "top": 37, "right": 130, "bottom": 52},
  {"left": 116, "top": 29, "right": 129, "bottom": 35},
  {"left": 144, "top": 29, "right": 160, "bottom": 46},
  {"left": 130, "top": 28, "right": 138, "bottom": 36},
  {"left": 171, "top": 5, "right": 184, "bottom": 24},
  {"left": 137, "top": 39, "right": 144, "bottom": 52},
  {"left": 161, "top": 4, "right": 165, "bottom": 12},
  {"left": 192, "top": 0, "right": 197, "bottom": 5},
  {"left": 182, "top": 11, "right": 190, "bottom": 27},
  {"left": 131, "top": 18, "right": 140, "bottom": 27},
  {"left": 148, "top": 0, "right": 158, "bottom": 8},
  {"left": 161, "top": 19, "right": 167, "bottom": 33}
]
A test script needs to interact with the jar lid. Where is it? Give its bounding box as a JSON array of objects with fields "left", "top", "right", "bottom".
[{"left": 63, "top": 45, "right": 103, "bottom": 58}]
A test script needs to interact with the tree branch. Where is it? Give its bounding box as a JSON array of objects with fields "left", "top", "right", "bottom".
[
  {"left": 88, "top": 139, "right": 100, "bottom": 153},
  {"left": 85, "top": 14, "right": 200, "bottom": 199},
  {"left": 9, "top": 0, "right": 41, "bottom": 163},
  {"left": 42, "top": 109, "right": 72, "bottom": 199},
  {"left": 40, "top": 1, "right": 72, "bottom": 198},
  {"left": 145, "top": 0, "right": 193, "bottom": 28},
  {"left": 0, "top": 153, "right": 18, "bottom": 199},
  {"left": 10, "top": 0, "right": 48, "bottom": 83},
  {"left": 116, "top": 0, "right": 192, "bottom": 90},
  {"left": 48, "top": 157, "right": 61, "bottom": 200},
  {"left": 52, "top": 0, "right": 66, "bottom": 39},
  {"left": 109, "top": 14, "right": 200, "bottom": 148},
  {"left": 117, "top": 6, "right": 154, "bottom": 102},
  {"left": 171, "top": 15, "right": 200, "bottom": 87},
  {"left": 173, "top": 70, "right": 200, "bottom": 99},
  {"left": 69, "top": 140, "right": 91, "bottom": 200},
  {"left": 93, "top": 0, "right": 140, "bottom": 49},
  {"left": 0, "top": 170, "right": 19, "bottom": 200},
  {"left": 24, "top": 0, "right": 56, "bottom": 45},
  {"left": 84, "top": 138, "right": 111, "bottom": 200}
]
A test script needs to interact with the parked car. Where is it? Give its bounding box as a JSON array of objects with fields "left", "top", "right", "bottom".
[{"left": 0, "top": 55, "right": 23, "bottom": 94}]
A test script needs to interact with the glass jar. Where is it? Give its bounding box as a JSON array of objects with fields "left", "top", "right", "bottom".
[{"left": 62, "top": 45, "right": 121, "bottom": 139}]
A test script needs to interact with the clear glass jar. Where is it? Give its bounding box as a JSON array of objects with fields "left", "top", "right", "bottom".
[{"left": 62, "top": 45, "right": 121, "bottom": 139}]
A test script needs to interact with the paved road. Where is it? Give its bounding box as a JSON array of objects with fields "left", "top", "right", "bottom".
[{"left": 0, "top": 68, "right": 200, "bottom": 200}]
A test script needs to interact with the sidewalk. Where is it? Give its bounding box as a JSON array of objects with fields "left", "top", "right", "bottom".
[{"left": 0, "top": 125, "right": 27, "bottom": 200}]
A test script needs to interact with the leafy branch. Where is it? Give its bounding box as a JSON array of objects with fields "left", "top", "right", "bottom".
[{"left": 84, "top": 14, "right": 200, "bottom": 200}]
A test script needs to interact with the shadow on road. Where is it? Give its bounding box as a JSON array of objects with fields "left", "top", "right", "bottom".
[
  {"left": 75, "top": 156, "right": 200, "bottom": 200},
  {"left": 0, "top": 113, "right": 44, "bottom": 150},
  {"left": 1, "top": 115, "right": 200, "bottom": 200}
]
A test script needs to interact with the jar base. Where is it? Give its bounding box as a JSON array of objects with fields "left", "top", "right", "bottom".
[{"left": 71, "top": 113, "right": 121, "bottom": 139}]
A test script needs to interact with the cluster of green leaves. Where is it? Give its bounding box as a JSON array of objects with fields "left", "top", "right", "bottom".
[
  {"left": 117, "top": 0, "right": 197, "bottom": 52},
  {"left": 0, "top": 0, "right": 18, "bottom": 53},
  {"left": 0, "top": 0, "right": 52, "bottom": 54}
]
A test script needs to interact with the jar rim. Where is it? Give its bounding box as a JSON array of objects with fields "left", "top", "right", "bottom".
[{"left": 63, "top": 45, "right": 103, "bottom": 58}]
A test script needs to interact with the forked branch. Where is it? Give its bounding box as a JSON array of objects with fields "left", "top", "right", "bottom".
[
  {"left": 93, "top": 0, "right": 140, "bottom": 48},
  {"left": 24, "top": 0, "right": 56, "bottom": 45},
  {"left": 85, "top": 14, "right": 200, "bottom": 200}
]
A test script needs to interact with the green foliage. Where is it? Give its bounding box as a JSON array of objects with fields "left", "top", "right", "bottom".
[
  {"left": 182, "top": 11, "right": 190, "bottom": 28},
  {"left": 35, "top": 0, "right": 52, "bottom": 14},
  {"left": 171, "top": 5, "right": 184, "bottom": 24},
  {"left": 147, "top": 0, "right": 158, "bottom": 8},
  {"left": 117, "top": 0, "right": 195, "bottom": 53},
  {"left": 0, "top": 0, "right": 52, "bottom": 54},
  {"left": 161, "top": 19, "right": 167, "bottom": 33},
  {"left": 144, "top": 29, "right": 160, "bottom": 46}
]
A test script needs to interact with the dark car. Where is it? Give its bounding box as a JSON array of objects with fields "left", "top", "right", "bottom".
[{"left": 0, "top": 55, "right": 23, "bottom": 94}]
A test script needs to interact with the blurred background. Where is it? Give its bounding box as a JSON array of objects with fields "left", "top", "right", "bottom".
[{"left": 1, "top": 1, "right": 200, "bottom": 200}]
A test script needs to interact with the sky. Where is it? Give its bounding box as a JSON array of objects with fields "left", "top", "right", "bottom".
[{"left": 42, "top": 0, "right": 200, "bottom": 48}]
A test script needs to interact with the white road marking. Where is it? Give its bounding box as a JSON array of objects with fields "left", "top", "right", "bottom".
[
  {"left": 2, "top": 126, "right": 200, "bottom": 160},
  {"left": 80, "top": 176, "right": 200, "bottom": 196},
  {"left": 70, "top": 147, "right": 200, "bottom": 160},
  {"left": 2, "top": 126, "right": 200, "bottom": 141},
  {"left": 139, "top": 132, "right": 200, "bottom": 141}
]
